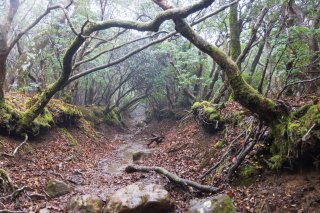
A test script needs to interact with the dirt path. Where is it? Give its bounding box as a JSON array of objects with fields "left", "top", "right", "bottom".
[{"left": 73, "top": 104, "right": 159, "bottom": 201}]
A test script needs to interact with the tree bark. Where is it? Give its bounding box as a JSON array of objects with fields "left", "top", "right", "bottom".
[
  {"left": 248, "top": 40, "right": 265, "bottom": 84},
  {"left": 0, "top": 55, "right": 7, "bottom": 103}
]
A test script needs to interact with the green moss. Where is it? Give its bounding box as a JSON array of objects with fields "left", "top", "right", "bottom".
[
  {"left": 239, "top": 165, "right": 259, "bottom": 177},
  {"left": 60, "top": 128, "right": 78, "bottom": 146},
  {"left": 33, "top": 108, "right": 53, "bottom": 128},
  {"left": 268, "top": 155, "right": 282, "bottom": 170},
  {"left": 212, "top": 195, "right": 236, "bottom": 213},
  {"left": 204, "top": 106, "right": 216, "bottom": 115},
  {"left": 214, "top": 140, "right": 224, "bottom": 149},
  {"left": 0, "top": 168, "right": 13, "bottom": 192},
  {"left": 191, "top": 101, "right": 210, "bottom": 110},
  {"left": 104, "top": 110, "right": 122, "bottom": 126},
  {"left": 268, "top": 101, "right": 320, "bottom": 169},
  {"left": 191, "top": 101, "right": 224, "bottom": 133}
]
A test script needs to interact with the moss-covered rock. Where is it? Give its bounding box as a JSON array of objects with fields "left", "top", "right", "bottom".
[
  {"left": 191, "top": 101, "right": 225, "bottom": 133},
  {"left": 188, "top": 194, "right": 236, "bottom": 213},
  {"left": 0, "top": 93, "right": 82, "bottom": 136},
  {"left": 104, "top": 110, "right": 123, "bottom": 127},
  {"left": 45, "top": 179, "right": 72, "bottom": 198}
]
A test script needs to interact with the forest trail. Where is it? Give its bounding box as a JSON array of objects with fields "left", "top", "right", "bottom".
[{"left": 72, "top": 104, "right": 159, "bottom": 201}]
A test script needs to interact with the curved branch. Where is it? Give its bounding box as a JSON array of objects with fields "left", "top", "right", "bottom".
[
  {"left": 67, "top": 32, "right": 177, "bottom": 84},
  {"left": 73, "top": 31, "right": 168, "bottom": 69},
  {"left": 277, "top": 75, "right": 320, "bottom": 99},
  {"left": 7, "top": 4, "right": 65, "bottom": 53}
]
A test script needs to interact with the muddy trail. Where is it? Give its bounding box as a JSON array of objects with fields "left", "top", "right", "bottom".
[{"left": 74, "top": 105, "right": 159, "bottom": 200}]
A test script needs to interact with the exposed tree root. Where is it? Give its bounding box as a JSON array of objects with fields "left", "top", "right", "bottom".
[
  {"left": 125, "top": 164, "right": 219, "bottom": 193},
  {"left": 0, "top": 135, "right": 28, "bottom": 158},
  {"left": 200, "top": 131, "right": 245, "bottom": 179},
  {"left": 0, "top": 186, "right": 30, "bottom": 201},
  {"left": 0, "top": 210, "right": 27, "bottom": 213},
  {"left": 227, "top": 126, "right": 266, "bottom": 180}
]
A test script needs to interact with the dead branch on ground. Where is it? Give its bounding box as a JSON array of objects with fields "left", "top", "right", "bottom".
[
  {"left": 147, "top": 133, "right": 165, "bottom": 147},
  {"left": 125, "top": 164, "right": 219, "bottom": 193}
]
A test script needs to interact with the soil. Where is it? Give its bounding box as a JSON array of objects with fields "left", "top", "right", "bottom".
[{"left": 1, "top": 102, "right": 320, "bottom": 212}]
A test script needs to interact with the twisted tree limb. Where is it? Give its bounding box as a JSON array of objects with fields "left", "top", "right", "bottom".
[{"left": 125, "top": 164, "right": 219, "bottom": 193}]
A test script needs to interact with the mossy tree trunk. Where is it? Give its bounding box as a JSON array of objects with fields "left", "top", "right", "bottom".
[
  {"left": 173, "top": 19, "right": 284, "bottom": 123},
  {"left": 153, "top": 1, "right": 282, "bottom": 123},
  {"left": 154, "top": 0, "right": 320, "bottom": 169},
  {"left": 229, "top": 2, "right": 241, "bottom": 63}
]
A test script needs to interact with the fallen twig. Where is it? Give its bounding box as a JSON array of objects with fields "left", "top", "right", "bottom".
[
  {"left": 147, "top": 134, "right": 165, "bottom": 147},
  {"left": 125, "top": 164, "right": 219, "bottom": 193},
  {"left": 27, "top": 192, "right": 47, "bottom": 200}
]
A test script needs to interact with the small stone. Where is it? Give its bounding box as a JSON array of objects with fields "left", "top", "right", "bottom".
[
  {"left": 132, "top": 151, "right": 151, "bottom": 162},
  {"left": 45, "top": 179, "right": 72, "bottom": 198},
  {"left": 39, "top": 208, "right": 50, "bottom": 213}
]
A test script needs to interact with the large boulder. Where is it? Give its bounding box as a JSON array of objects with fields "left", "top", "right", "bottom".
[
  {"left": 143, "top": 184, "right": 173, "bottom": 213},
  {"left": 188, "top": 194, "right": 236, "bottom": 213},
  {"left": 67, "top": 194, "right": 104, "bottom": 213},
  {"left": 45, "top": 179, "right": 72, "bottom": 198},
  {"left": 104, "top": 183, "right": 174, "bottom": 213}
]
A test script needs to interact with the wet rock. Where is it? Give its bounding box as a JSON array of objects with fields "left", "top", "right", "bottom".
[
  {"left": 67, "top": 194, "right": 104, "bottom": 213},
  {"left": 45, "top": 179, "right": 72, "bottom": 198},
  {"left": 103, "top": 184, "right": 147, "bottom": 213},
  {"left": 104, "top": 183, "right": 174, "bottom": 213},
  {"left": 136, "top": 121, "right": 146, "bottom": 128},
  {"left": 143, "top": 184, "right": 174, "bottom": 213},
  {"left": 132, "top": 151, "right": 151, "bottom": 162},
  {"left": 39, "top": 208, "right": 51, "bottom": 213},
  {"left": 188, "top": 194, "right": 236, "bottom": 213}
]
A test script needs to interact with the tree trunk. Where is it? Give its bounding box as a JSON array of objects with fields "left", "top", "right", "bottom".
[
  {"left": 229, "top": 2, "right": 241, "bottom": 63},
  {"left": 248, "top": 40, "right": 265, "bottom": 84},
  {"left": 0, "top": 55, "right": 6, "bottom": 103}
]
